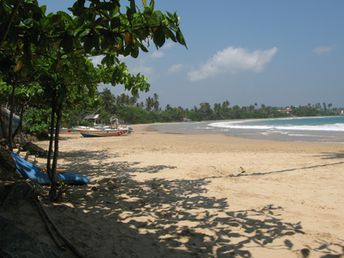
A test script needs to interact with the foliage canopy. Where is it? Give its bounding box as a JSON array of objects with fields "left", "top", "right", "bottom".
[{"left": 0, "top": 0, "right": 186, "bottom": 201}]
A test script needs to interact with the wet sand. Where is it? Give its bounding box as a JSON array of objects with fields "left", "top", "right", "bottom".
[{"left": 38, "top": 124, "right": 344, "bottom": 257}]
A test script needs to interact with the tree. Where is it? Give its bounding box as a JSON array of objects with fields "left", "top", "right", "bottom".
[
  {"left": 145, "top": 96, "right": 155, "bottom": 111},
  {"left": 0, "top": 0, "right": 44, "bottom": 149},
  {"left": 0, "top": 0, "right": 186, "bottom": 201},
  {"left": 100, "top": 88, "right": 116, "bottom": 114},
  {"left": 153, "top": 93, "right": 160, "bottom": 111},
  {"left": 199, "top": 102, "right": 213, "bottom": 120}
]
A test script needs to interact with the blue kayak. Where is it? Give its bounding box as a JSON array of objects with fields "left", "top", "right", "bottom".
[{"left": 11, "top": 152, "right": 90, "bottom": 185}]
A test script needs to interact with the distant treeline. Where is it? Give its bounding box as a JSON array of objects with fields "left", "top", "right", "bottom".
[{"left": 60, "top": 89, "right": 342, "bottom": 127}]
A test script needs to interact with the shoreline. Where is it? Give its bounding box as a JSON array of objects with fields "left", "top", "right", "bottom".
[{"left": 146, "top": 119, "right": 344, "bottom": 144}]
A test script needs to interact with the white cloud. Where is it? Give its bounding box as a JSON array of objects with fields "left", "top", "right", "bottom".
[
  {"left": 313, "top": 45, "right": 335, "bottom": 55},
  {"left": 188, "top": 46, "right": 278, "bottom": 81},
  {"left": 151, "top": 51, "right": 165, "bottom": 59},
  {"left": 168, "top": 64, "right": 184, "bottom": 74}
]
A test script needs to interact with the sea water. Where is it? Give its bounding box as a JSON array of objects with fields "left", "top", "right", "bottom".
[
  {"left": 209, "top": 116, "right": 344, "bottom": 132},
  {"left": 151, "top": 116, "right": 344, "bottom": 143}
]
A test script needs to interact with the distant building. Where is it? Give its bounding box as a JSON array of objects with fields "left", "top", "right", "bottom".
[{"left": 277, "top": 107, "right": 292, "bottom": 115}]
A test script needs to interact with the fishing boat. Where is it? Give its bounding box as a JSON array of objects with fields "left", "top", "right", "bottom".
[
  {"left": 79, "top": 127, "right": 133, "bottom": 137},
  {"left": 71, "top": 113, "right": 133, "bottom": 137}
]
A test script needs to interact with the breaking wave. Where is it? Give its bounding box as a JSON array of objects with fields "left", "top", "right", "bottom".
[{"left": 209, "top": 118, "right": 344, "bottom": 132}]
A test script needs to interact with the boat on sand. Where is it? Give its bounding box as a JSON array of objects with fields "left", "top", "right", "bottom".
[
  {"left": 70, "top": 113, "right": 133, "bottom": 137},
  {"left": 79, "top": 127, "right": 133, "bottom": 137}
]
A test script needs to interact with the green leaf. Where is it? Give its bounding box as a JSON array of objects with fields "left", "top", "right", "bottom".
[
  {"left": 176, "top": 29, "right": 187, "bottom": 47},
  {"left": 126, "top": 7, "right": 133, "bottom": 22},
  {"left": 123, "top": 46, "right": 132, "bottom": 56},
  {"left": 76, "top": 28, "right": 91, "bottom": 38},
  {"left": 98, "top": 2, "right": 116, "bottom": 11},
  {"left": 61, "top": 35, "right": 74, "bottom": 52},
  {"left": 153, "top": 27, "right": 165, "bottom": 47},
  {"left": 111, "top": 68, "right": 121, "bottom": 84},
  {"left": 101, "top": 55, "right": 115, "bottom": 66},
  {"left": 129, "top": 0, "right": 136, "bottom": 12},
  {"left": 110, "top": 17, "right": 121, "bottom": 28},
  {"left": 165, "top": 28, "right": 176, "bottom": 42},
  {"left": 84, "top": 36, "right": 94, "bottom": 53},
  {"left": 98, "top": 30, "right": 115, "bottom": 49},
  {"left": 143, "top": 6, "right": 152, "bottom": 15},
  {"left": 131, "top": 47, "right": 139, "bottom": 58},
  {"left": 40, "top": 5, "right": 47, "bottom": 14},
  {"left": 70, "top": 0, "right": 85, "bottom": 15},
  {"left": 150, "top": 0, "right": 155, "bottom": 10},
  {"left": 115, "top": 36, "right": 124, "bottom": 50},
  {"left": 154, "top": 11, "right": 164, "bottom": 24},
  {"left": 139, "top": 44, "right": 149, "bottom": 52}
]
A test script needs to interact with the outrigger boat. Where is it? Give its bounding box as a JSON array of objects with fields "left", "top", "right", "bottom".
[
  {"left": 70, "top": 113, "right": 133, "bottom": 137},
  {"left": 79, "top": 127, "right": 133, "bottom": 137}
]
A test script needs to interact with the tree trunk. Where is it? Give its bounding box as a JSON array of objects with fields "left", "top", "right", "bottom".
[
  {"left": 51, "top": 104, "right": 62, "bottom": 175},
  {"left": 49, "top": 102, "right": 62, "bottom": 202},
  {"left": 7, "top": 82, "right": 16, "bottom": 151},
  {"left": 47, "top": 53, "right": 62, "bottom": 202},
  {"left": 47, "top": 97, "right": 56, "bottom": 179}
]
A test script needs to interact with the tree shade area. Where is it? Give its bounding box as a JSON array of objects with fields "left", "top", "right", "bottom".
[{"left": 0, "top": 0, "right": 186, "bottom": 200}]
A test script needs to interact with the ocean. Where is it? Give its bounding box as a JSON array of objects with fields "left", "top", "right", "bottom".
[{"left": 151, "top": 116, "right": 344, "bottom": 143}]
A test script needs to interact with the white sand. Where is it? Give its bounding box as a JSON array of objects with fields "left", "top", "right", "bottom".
[{"left": 39, "top": 125, "right": 344, "bottom": 257}]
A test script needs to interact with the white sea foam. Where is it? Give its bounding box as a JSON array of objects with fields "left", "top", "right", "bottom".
[
  {"left": 209, "top": 121, "right": 344, "bottom": 132},
  {"left": 287, "top": 133, "right": 317, "bottom": 137}
]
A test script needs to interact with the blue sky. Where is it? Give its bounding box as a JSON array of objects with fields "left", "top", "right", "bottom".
[{"left": 38, "top": 0, "right": 344, "bottom": 108}]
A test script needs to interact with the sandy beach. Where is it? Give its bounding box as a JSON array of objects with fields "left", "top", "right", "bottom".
[{"left": 33, "top": 124, "right": 344, "bottom": 257}]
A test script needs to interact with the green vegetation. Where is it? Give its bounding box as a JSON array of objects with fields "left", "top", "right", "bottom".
[
  {"left": 64, "top": 89, "right": 341, "bottom": 125},
  {"left": 0, "top": 0, "right": 186, "bottom": 201}
]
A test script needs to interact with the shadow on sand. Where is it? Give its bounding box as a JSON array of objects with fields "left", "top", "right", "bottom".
[
  {"left": 215, "top": 151, "right": 344, "bottom": 178},
  {"left": 228, "top": 161, "right": 344, "bottom": 178},
  {"left": 43, "top": 150, "right": 316, "bottom": 257},
  {"left": 317, "top": 151, "right": 344, "bottom": 160},
  {"left": 311, "top": 240, "right": 344, "bottom": 258}
]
